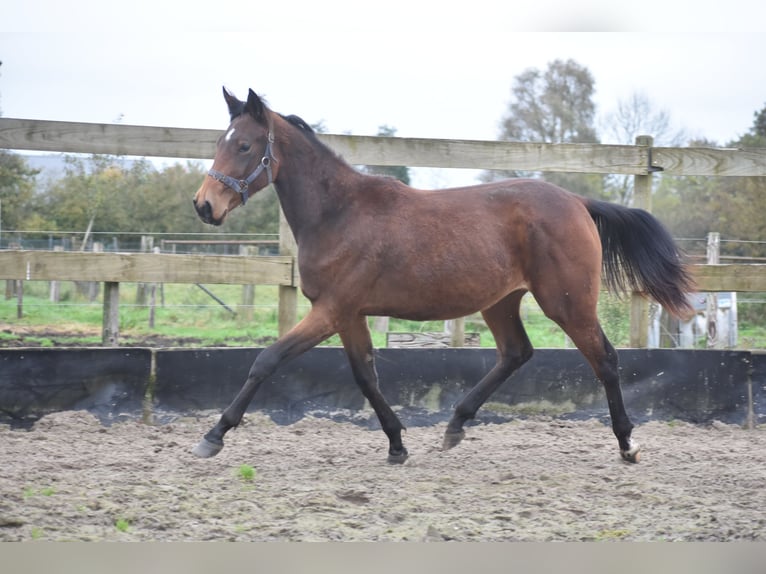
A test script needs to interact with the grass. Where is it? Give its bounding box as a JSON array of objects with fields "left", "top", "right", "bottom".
[
  {"left": 237, "top": 464, "right": 256, "bottom": 482},
  {"left": 23, "top": 486, "right": 56, "bottom": 498},
  {"left": 115, "top": 518, "right": 130, "bottom": 533},
  {"left": 3, "top": 279, "right": 766, "bottom": 349}
]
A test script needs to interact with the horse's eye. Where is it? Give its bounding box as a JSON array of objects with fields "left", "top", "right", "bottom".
[{"left": 239, "top": 143, "right": 252, "bottom": 153}]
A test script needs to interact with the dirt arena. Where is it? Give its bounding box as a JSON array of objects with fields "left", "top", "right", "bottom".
[{"left": 1, "top": 410, "right": 764, "bottom": 542}]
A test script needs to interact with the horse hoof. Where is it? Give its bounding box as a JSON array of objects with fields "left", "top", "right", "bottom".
[
  {"left": 620, "top": 443, "right": 641, "bottom": 464},
  {"left": 387, "top": 448, "right": 409, "bottom": 464},
  {"left": 442, "top": 429, "right": 466, "bottom": 451},
  {"left": 191, "top": 437, "right": 224, "bottom": 458}
]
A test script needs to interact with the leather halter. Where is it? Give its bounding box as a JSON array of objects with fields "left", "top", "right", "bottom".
[{"left": 207, "top": 132, "right": 275, "bottom": 205}]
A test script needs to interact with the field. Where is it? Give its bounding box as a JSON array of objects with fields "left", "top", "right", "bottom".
[
  {"left": 3, "top": 279, "right": 766, "bottom": 349},
  {"left": 0, "top": 280, "right": 627, "bottom": 348}
]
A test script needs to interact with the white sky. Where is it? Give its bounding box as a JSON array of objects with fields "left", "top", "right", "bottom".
[{"left": 2, "top": 1, "right": 766, "bottom": 187}]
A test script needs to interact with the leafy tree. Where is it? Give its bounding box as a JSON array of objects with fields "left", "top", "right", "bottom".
[
  {"left": 738, "top": 101, "right": 766, "bottom": 148},
  {"left": 486, "top": 59, "right": 604, "bottom": 198},
  {"left": 38, "top": 156, "right": 216, "bottom": 240},
  {"left": 0, "top": 151, "right": 39, "bottom": 235},
  {"left": 501, "top": 59, "right": 598, "bottom": 144}
]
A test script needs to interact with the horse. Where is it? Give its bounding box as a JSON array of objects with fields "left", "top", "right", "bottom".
[{"left": 192, "top": 87, "right": 695, "bottom": 464}]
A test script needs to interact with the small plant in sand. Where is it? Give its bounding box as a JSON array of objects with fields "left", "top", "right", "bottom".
[
  {"left": 115, "top": 518, "right": 130, "bottom": 533},
  {"left": 238, "top": 464, "right": 256, "bottom": 482}
]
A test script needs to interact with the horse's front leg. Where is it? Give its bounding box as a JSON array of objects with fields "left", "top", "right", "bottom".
[
  {"left": 192, "top": 308, "right": 335, "bottom": 458},
  {"left": 339, "top": 317, "right": 408, "bottom": 463}
]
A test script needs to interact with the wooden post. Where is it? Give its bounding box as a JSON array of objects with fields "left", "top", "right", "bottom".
[
  {"left": 16, "top": 279, "right": 23, "bottom": 319},
  {"left": 706, "top": 232, "right": 721, "bottom": 349},
  {"left": 239, "top": 245, "right": 256, "bottom": 322},
  {"left": 629, "top": 135, "right": 653, "bottom": 348},
  {"left": 49, "top": 245, "right": 63, "bottom": 302},
  {"left": 445, "top": 318, "right": 465, "bottom": 348},
  {"left": 136, "top": 235, "right": 153, "bottom": 305},
  {"left": 102, "top": 281, "right": 120, "bottom": 346},
  {"left": 87, "top": 242, "right": 103, "bottom": 301},
  {"left": 372, "top": 316, "right": 390, "bottom": 333},
  {"left": 278, "top": 203, "right": 298, "bottom": 337},
  {"left": 148, "top": 246, "right": 160, "bottom": 329}
]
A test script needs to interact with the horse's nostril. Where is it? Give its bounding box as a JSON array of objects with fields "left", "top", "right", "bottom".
[{"left": 194, "top": 199, "right": 214, "bottom": 223}]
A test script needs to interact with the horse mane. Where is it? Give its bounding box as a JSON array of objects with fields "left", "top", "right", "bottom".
[
  {"left": 281, "top": 114, "right": 315, "bottom": 134},
  {"left": 279, "top": 113, "right": 357, "bottom": 170}
]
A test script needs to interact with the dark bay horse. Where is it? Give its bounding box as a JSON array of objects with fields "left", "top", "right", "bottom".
[{"left": 192, "top": 88, "right": 695, "bottom": 464}]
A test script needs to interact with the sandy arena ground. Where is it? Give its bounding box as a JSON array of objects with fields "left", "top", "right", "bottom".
[{"left": 1, "top": 410, "right": 764, "bottom": 541}]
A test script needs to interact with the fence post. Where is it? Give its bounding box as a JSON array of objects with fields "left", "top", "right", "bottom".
[
  {"left": 278, "top": 203, "right": 298, "bottom": 337},
  {"left": 240, "top": 245, "right": 256, "bottom": 322},
  {"left": 16, "top": 279, "right": 23, "bottom": 319},
  {"left": 629, "top": 135, "right": 654, "bottom": 348},
  {"left": 445, "top": 319, "right": 465, "bottom": 348},
  {"left": 148, "top": 247, "right": 161, "bottom": 329},
  {"left": 706, "top": 231, "right": 721, "bottom": 348},
  {"left": 103, "top": 281, "right": 120, "bottom": 346},
  {"left": 49, "top": 245, "right": 63, "bottom": 302},
  {"left": 136, "top": 235, "right": 153, "bottom": 305}
]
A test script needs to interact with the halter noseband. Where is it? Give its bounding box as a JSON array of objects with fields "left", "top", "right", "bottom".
[{"left": 207, "top": 132, "right": 275, "bottom": 205}]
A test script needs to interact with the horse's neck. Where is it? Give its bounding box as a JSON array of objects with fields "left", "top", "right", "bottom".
[{"left": 272, "top": 136, "right": 358, "bottom": 244}]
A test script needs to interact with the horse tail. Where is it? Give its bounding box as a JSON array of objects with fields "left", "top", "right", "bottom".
[{"left": 583, "top": 198, "right": 696, "bottom": 318}]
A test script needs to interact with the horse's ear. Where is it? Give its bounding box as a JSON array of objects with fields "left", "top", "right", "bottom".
[
  {"left": 222, "top": 86, "right": 244, "bottom": 120},
  {"left": 245, "top": 89, "right": 267, "bottom": 123}
]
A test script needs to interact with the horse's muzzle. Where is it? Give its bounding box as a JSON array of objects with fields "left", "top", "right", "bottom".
[{"left": 193, "top": 198, "right": 223, "bottom": 226}]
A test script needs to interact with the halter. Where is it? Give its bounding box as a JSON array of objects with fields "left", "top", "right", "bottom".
[{"left": 207, "top": 132, "right": 275, "bottom": 205}]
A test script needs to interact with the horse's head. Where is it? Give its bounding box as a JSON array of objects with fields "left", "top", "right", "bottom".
[{"left": 193, "top": 88, "right": 277, "bottom": 225}]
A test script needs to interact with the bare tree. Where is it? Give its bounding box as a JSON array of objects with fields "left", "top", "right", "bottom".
[{"left": 602, "top": 91, "right": 686, "bottom": 205}]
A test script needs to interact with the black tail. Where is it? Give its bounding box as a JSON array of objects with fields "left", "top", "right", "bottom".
[{"left": 584, "top": 198, "right": 695, "bottom": 318}]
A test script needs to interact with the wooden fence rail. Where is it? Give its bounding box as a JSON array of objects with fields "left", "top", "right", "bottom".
[
  {"left": 3, "top": 118, "right": 766, "bottom": 346},
  {"left": 0, "top": 250, "right": 759, "bottom": 345},
  {"left": 4, "top": 118, "right": 766, "bottom": 176}
]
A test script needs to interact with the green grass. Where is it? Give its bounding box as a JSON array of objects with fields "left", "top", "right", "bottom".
[
  {"left": 115, "top": 518, "right": 130, "bottom": 533},
  {"left": 237, "top": 464, "right": 256, "bottom": 482},
  {"left": 3, "top": 279, "right": 765, "bottom": 349}
]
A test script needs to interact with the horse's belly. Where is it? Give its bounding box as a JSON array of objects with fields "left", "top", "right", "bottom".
[{"left": 363, "top": 269, "right": 526, "bottom": 320}]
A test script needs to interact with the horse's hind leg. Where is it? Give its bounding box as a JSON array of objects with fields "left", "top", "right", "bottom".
[
  {"left": 535, "top": 290, "right": 640, "bottom": 463},
  {"left": 443, "top": 290, "right": 533, "bottom": 450},
  {"left": 339, "top": 316, "right": 408, "bottom": 463}
]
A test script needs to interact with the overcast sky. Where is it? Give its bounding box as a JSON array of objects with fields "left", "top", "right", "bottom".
[{"left": 2, "top": 1, "right": 765, "bottom": 187}]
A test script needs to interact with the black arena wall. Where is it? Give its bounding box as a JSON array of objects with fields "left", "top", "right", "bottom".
[{"left": 0, "top": 348, "right": 761, "bottom": 428}]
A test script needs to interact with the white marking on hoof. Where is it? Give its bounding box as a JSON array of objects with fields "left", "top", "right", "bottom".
[{"left": 620, "top": 440, "right": 641, "bottom": 463}]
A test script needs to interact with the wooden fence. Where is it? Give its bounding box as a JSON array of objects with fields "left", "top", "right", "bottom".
[{"left": 3, "top": 118, "right": 766, "bottom": 346}]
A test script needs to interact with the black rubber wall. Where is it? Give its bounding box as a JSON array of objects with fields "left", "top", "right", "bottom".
[{"left": 1, "top": 348, "right": 761, "bottom": 428}]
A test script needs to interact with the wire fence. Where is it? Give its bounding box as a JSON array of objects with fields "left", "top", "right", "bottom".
[{"left": 0, "top": 230, "right": 281, "bottom": 255}]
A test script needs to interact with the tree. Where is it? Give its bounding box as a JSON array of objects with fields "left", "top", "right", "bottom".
[
  {"left": 737, "top": 101, "right": 766, "bottom": 148},
  {"left": 601, "top": 91, "right": 687, "bottom": 205},
  {"left": 501, "top": 59, "right": 598, "bottom": 144},
  {"left": 486, "top": 59, "right": 604, "bottom": 198},
  {"left": 0, "top": 151, "right": 39, "bottom": 236}
]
